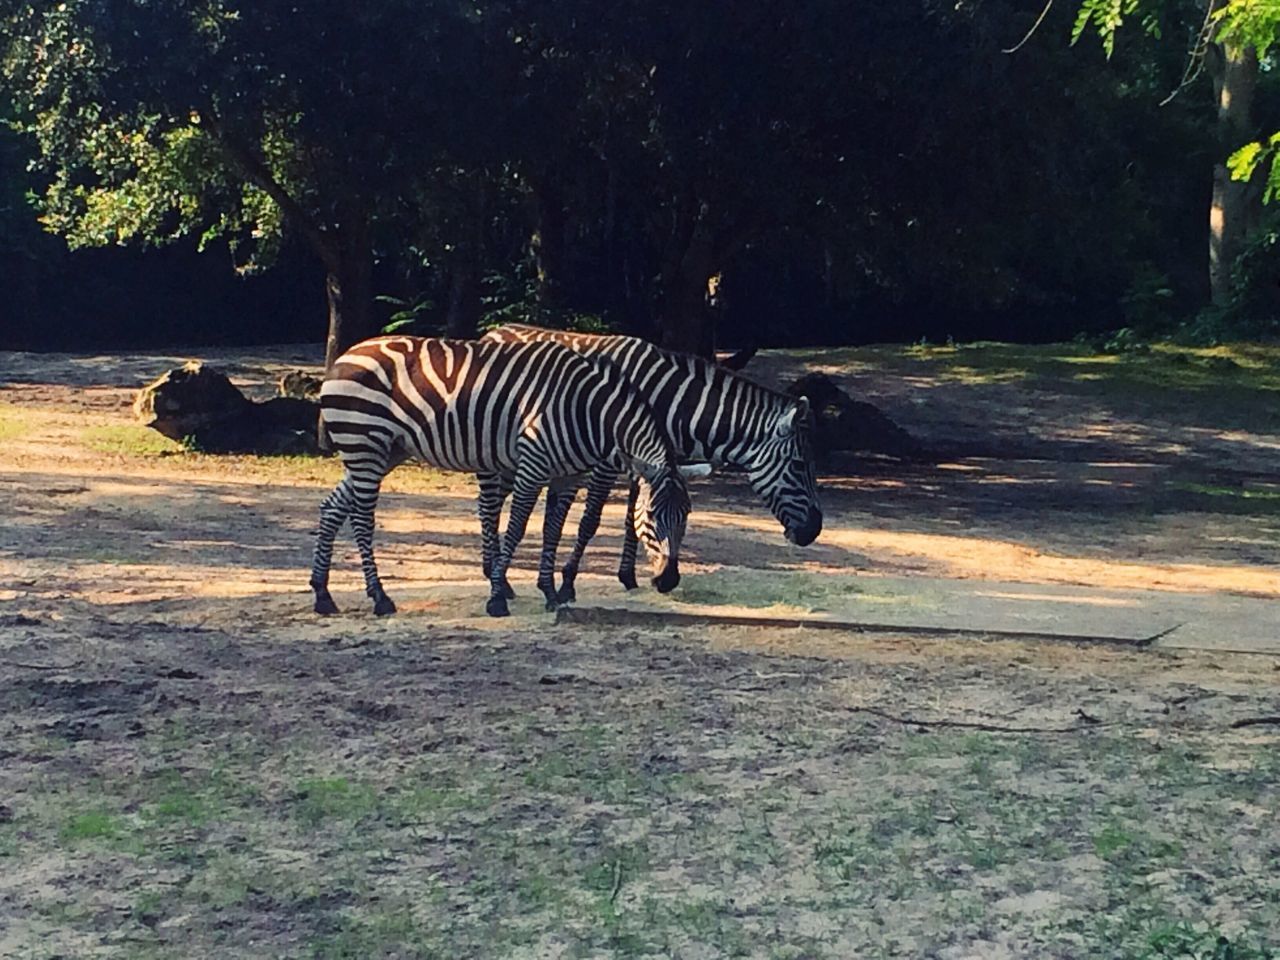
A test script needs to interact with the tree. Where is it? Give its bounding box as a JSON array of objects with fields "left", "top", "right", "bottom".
[
  {"left": 1074, "top": 0, "right": 1280, "bottom": 308},
  {"left": 0, "top": 0, "right": 497, "bottom": 367}
]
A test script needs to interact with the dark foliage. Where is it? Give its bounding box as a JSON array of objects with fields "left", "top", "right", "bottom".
[{"left": 0, "top": 0, "right": 1255, "bottom": 352}]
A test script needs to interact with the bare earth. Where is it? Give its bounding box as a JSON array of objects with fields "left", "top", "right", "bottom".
[{"left": 0, "top": 342, "right": 1278, "bottom": 959}]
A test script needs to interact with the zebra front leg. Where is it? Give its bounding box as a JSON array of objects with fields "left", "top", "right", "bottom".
[
  {"left": 349, "top": 476, "right": 395, "bottom": 616},
  {"left": 310, "top": 477, "right": 355, "bottom": 615},
  {"left": 616, "top": 478, "right": 641, "bottom": 591},
  {"left": 477, "top": 473, "right": 515, "bottom": 599},
  {"left": 537, "top": 483, "right": 578, "bottom": 610},
  {"left": 487, "top": 476, "right": 543, "bottom": 618},
  {"left": 557, "top": 466, "right": 619, "bottom": 604}
]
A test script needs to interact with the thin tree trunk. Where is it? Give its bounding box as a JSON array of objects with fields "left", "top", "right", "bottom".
[
  {"left": 528, "top": 172, "right": 567, "bottom": 311},
  {"left": 322, "top": 210, "right": 376, "bottom": 372},
  {"left": 1207, "top": 42, "right": 1260, "bottom": 307},
  {"left": 659, "top": 268, "right": 716, "bottom": 357},
  {"left": 445, "top": 182, "right": 485, "bottom": 339},
  {"left": 658, "top": 200, "right": 717, "bottom": 358},
  {"left": 444, "top": 254, "right": 481, "bottom": 339}
]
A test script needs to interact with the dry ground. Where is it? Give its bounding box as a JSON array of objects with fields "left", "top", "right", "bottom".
[{"left": 0, "top": 341, "right": 1278, "bottom": 959}]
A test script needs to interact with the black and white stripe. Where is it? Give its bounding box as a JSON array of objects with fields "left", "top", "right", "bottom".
[
  {"left": 311, "top": 336, "right": 692, "bottom": 617},
  {"left": 479, "top": 324, "right": 823, "bottom": 604}
]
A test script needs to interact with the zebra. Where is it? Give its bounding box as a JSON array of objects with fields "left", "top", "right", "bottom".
[
  {"left": 311, "top": 336, "right": 698, "bottom": 618},
  {"left": 478, "top": 323, "right": 822, "bottom": 605}
]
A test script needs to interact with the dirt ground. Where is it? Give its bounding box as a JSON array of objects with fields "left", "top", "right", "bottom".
[{"left": 1, "top": 341, "right": 1278, "bottom": 958}]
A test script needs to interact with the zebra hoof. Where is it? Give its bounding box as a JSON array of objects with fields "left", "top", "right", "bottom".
[
  {"left": 486, "top": 595, "right": 510, "bottom": 618},
  {"left": 372, "top": 594, "right": 397, "bottom": 617},
  {"left": 617, "top": 572, "right": 639, "bottom": 592},
  {"left": 555, "top": 583, "right": 576, "bottom": 605},
  {"left": 314, "top": 593, "right": 340, "bottom": 616}
]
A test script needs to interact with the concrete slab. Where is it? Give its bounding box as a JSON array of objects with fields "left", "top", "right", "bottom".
[{"left": 592, "top": 571, "right": 1280, "bottom": 655}]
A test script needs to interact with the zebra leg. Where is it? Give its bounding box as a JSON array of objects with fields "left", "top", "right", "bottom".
[
  {"left": 616, "top": 478, "right": 641, "bottom": 591},
  {"left": 557, "top": 466, "right": 619, "bottom": 604},
  {"left": 477, "top": 473, "right": 516, "bottom": 599},
  {"left": 310, "top": 477, "right": 355, "bottom": 615},
  {"left": 348, "top": 475, "right": 395, "bottom": 616},
  {"left": 537, "top": 483, "right": 578, "bottom": 610},
  {"left": 487, "top": 476, "right": 543, "bottom": 618}
]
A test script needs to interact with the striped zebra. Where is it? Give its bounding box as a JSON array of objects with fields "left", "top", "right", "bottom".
[
  {"left": 311, "top": 336, "right": 696, "bottom": 617},
  {"left": 479, "top": 323, "right": 822, "bottom": 604}
]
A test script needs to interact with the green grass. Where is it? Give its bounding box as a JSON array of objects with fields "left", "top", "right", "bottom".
[
  {"left": 8, "top": 633, "right": 1280, "bottom": 960},
  {"left": 0, "top": 403, "right": 36, "bottom": 442},
  {"left": 1142, "top": 922, "right": 1278, "bottom": 959},
  {"left": 78, "top": 423, "right": 186, "bottom": 456},
  {"left": 1166, "top": 482, "right": 1280, "bottom": 516},
  {"left": 838, "top": 340, "right": 1280, "bottom": 393},
  {"left": 292, "top": 777, "right": 381, "bottom": 828},
  {"left": 787, "top": 340, "right": 1280, "bottom": 435},
  {"left": 60, "top": 810, "right": 127, "bottom": 843}
]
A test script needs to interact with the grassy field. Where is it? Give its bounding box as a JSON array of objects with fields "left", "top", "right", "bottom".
[
  {"left": 4, "top": 623, "right": 1279, "bottom": 960},
  {"left": 1, "top": 340, "right": 1279, "bottom": 958}
]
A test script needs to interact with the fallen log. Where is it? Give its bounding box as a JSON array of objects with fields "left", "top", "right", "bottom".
[{"left": 133, "top": 361, "right": 322, "bottom": 455}]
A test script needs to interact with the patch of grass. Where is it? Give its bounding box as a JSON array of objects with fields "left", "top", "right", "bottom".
[
  {"left": 78, "top": 423, "right": 186, "bottom": 457},
  {"left": 292, "top": 777, "right": 380, "bottom": 828},
  {"left": 0, "top": 823, "right": 18, "bottom": 858},
  {"left": 142, "top": 767, "right": 257, "bottom": 827},
  {"left": 516, "top": 733, "right": 665, "bottom": 803},
  {"left": 60, "top": 809, "right": 127, "bottom": 843},
  {"left": 184, "top": 852, "right": 256, "bottom": 909},
  {"left": 1142, "top": 922, "right": 1278, "bottom": 960},
  {"left": 310, "top": 906, "right": 444, "bottom": 960},
  {"left": 1093, "top": 822, "right": 1136, "bottom": 859},
  {"left": 667, "top": 567, "right": 864, "bottom": 613},
  {"left": 0, "top": 403, "right": 38, "bottom": 441},
  {"left": 1167, "top": 482, "right": 1280, "bottom": 516},
  {"left": 1093, "top": 819, "right": 1183, "bottom": 867}
]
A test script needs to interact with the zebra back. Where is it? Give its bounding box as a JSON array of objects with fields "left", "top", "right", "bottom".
[
  {"left": 321, "top": 336, "right": 679, "bottom": 479},
  {"left": 481, "top": 325, "right": 787, "bottom": 462}
]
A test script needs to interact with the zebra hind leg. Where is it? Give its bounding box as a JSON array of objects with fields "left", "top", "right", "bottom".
[
  {"left": 348, "top": 473, "right": 395, "bottom": 616},
  {"left": 310, "top": 479, "right": 354, "bottom": 615},
  {"left": 616, "top": 478, "right": 641, "bottom": 592}
]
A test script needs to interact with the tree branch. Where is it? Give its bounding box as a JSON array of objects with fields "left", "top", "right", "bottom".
[
  {"left": 201, "top": 113, "right": 341, "bottom": 273},
  {"left": 842, "top": 705, "right": 1110, "bottom": 734},
  {"left": 1230, "top": 716, "right": 1280, "bottom": 729},
  {"left": 1002, "top": 0, "right": 1054, "bottom": 55}
]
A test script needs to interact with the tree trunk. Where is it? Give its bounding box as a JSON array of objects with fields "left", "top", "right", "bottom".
[
  {"left": 1207, "top": 42, "right": 1261, "bottom": 307},
  {"left": 656, "top": 197, "right": 719, "bottom": 357},
  {"left": 528, "top": 173, "right": 567, "bottom": 311},
  {"left": 323, "top": 264, "right": 374, "bottom": 372},
  {"left": 445, "top": 185, "right": 485, "bottom": 340},
  {"left": 659, "top": 268, "right": 717, "bottom": 357},
  {"left": 322, "top": 212, "right": 376, "bottom": 372},
  {"left": 444, "top": 253, "right": 481, "bottom": 339}
]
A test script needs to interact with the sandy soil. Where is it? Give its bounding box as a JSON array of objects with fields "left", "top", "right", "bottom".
[{"left": 1, "top": 343, "right": 1278, "bottom": 958}]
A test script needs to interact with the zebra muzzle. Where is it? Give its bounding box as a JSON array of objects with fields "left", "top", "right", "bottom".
[{"left": 651, "top": 559, "right": 681, "bottom": 594}]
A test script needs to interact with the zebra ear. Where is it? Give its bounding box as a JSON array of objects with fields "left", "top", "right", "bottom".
[
  {"left": 677, "top": 463, "right": 713, "bottom": 479},
  {"left": 793, "top": 396, "right": 810, "bottom": 421}
]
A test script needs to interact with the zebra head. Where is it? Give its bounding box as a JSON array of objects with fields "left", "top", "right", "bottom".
[
  {"left": 632, "top": 464, "right": 705, "bottom": 593},
  {"left": 743, "top": 397, "right": 822, "bottom": 546}
]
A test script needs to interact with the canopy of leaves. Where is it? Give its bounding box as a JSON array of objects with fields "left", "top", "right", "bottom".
[{"left": 0, "top": 0, "right": 1239, "bottom": 347}]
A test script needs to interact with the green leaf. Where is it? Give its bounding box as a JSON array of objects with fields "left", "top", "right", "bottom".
[{"left": 1228, "top": 141, "right": 1265, "bottom": 182}]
